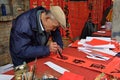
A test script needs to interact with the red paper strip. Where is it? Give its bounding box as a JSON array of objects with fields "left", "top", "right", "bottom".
[
  {"left": 59, "top": 71, "right": 84, "bottom": 80},
  {"left": 50, "top": 54, "right": 107, "bottom": 74},
  {"left": 50, "top": 54, "right": 120, "bottom": 78}
]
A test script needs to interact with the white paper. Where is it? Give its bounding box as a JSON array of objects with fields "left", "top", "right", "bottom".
[
  {"left": 78, "top": 47, "right": 110, "bottom": 61},
  {"left": 101, "top": 25, "right": 105, "bottom": 28},
  {"left": 44, "top": 61, "right": 69, "bottom": 74},
  {"left": 92, "top": 48, "right": 117, "bottom": 56},
  {"left": 0, "top": 74, "right": 14, "bottom": 80},
  {"left": 78, "top": 39, "right": 86, "bottom": 45},
  {"left": 83, "top": 43, "right": 115, "bottom": 49},
  {"left": 0, "top": 64, "right": 13, "bottom": 74},
  {"left": 80, "top": 37, "right": 115, "bottom": 49},
  {"left": 86, "top": 55, "right": 108, "bottom": 61},
  {"left": 85, "top": 36, "right": 111, "bottom": 42},
  {"left": 97, "top": 31, "right": 106, "bottom": 34},
  {"left": 78, "top": 47, "right": 117, "bottom": 56},
  {"left": 78, "top": 47, "right": 92, "bottom": 52}
]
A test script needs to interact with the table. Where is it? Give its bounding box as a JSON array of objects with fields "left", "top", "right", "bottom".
[
  {"left": 5, "top": 47, "right": 114, "bottom": 80},
  {"left": 92, "top": 30, "right": 111, "bottom": 37}
]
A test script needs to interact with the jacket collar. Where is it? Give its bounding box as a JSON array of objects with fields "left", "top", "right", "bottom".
[{"left": 29, "top": 6, "right": 46, "bottom": 33}]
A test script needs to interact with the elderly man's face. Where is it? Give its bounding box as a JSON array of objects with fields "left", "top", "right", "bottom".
[{"left": 45, "top": 18, "right": 60, "bottom": 32}]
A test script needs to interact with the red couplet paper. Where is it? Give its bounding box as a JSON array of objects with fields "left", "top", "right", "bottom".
[
  {"left": 59, "top": 71, "right": 84, "bottom": 80},
  {"left": 86, "top": 38, "right": 110, "bottom": 46},
  {"left": 50, "top": 54, "right": 120, "bottom": 78}
]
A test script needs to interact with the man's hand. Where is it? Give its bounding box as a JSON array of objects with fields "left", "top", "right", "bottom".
[{"left": 49, "top": 42, "right": 62, "bottom": 53}]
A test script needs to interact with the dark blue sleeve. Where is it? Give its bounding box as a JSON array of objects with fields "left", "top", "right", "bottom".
[
  {"left": 10, "top": 16, "right": 50, "bottom": 59},
  {"left": 51, "top": 28, "right": 63, "bottom": 49}
]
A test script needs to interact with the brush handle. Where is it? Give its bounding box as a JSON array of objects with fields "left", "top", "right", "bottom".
[{"left": 57, "top": 49, "right": 63, "bottom": 58}]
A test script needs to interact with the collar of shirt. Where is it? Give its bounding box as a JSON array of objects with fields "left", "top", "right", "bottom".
[
  {"left": 37, "top": 10, "right": 45, "bottom": 32},
  {"left": 39, "top": 17, "right": 44, "bottom": 31}
]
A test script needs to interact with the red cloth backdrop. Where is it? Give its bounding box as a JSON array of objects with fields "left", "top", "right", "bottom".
[
  {"left": 103, "top": 0, "right": 113, "bottom": 13},
  {"left": 68, "top": 1, "right": 89, "bottom": 39},
  {"left": 29, "top": 0, "right": 113, "bottom": 39}
]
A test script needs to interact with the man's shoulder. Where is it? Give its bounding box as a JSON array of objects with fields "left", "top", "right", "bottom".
[{"left": 16, "top": 6, "right": 46, "bottom": 20}]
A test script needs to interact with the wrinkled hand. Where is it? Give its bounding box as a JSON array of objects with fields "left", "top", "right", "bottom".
[{"left": 49, "top": 42, "right": 62, "bottom": 53}]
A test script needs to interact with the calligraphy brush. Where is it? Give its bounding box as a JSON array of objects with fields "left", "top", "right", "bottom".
[
  {"left": 57, "top": 49, "right": 63, "bottom": 59},
  {"left": 52, "top": 39, "right": 63, "bottom": 59},
  {"left": 52, "top": 39, "right": 68, "bottom": 60}
]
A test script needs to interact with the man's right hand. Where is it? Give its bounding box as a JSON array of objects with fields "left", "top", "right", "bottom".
[
  {"left": 49, "top": 42, "right": 59, "bottom": 53},
  {"left": 49, "top": 42, "right": 62, "bottom": 53}
]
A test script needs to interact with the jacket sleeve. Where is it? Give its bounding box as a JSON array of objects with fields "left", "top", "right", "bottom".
[
  {"left": 51, "top": 28, "right": 63, "bottom": 49},
  {"left": 10, "top": 16, "right": 50, "bottom": 59}
]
